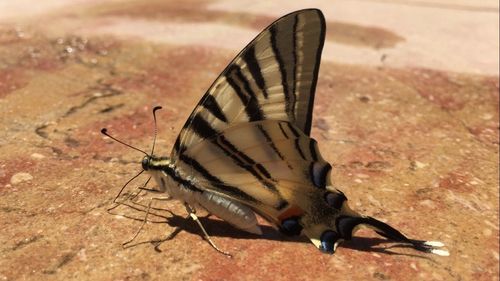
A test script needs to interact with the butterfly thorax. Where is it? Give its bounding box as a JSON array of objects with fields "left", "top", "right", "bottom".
[{"left": 141, "top": 155, "right": 172, "bottom": 172}]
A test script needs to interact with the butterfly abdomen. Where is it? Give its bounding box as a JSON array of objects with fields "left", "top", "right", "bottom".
[{"left": 194, "top": 191, "right": 262, "bottom": 235}]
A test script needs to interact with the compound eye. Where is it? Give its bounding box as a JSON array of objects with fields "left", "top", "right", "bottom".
[{"left": 141, "top": 157, "right": 149, "bottom": 171}]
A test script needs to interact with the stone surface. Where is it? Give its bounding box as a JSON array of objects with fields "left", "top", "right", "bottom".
[
  {"left": 9, "top": 172, "right": 33, "bottom": 185},
  {"left": 0, "top": 1, "right": 498, "bottom": 281}
]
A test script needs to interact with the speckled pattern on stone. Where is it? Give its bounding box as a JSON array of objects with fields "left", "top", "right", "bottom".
[{"left": 0, "top": 1, "right": 498, "bottom": 281}]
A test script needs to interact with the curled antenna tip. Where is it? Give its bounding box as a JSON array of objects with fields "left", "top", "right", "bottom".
[
  {"left": 100, "top": 127, "right": 148, "bottom": 155},
  {"left": 150, "top": 106, "right": 162, "bottom": 155}
]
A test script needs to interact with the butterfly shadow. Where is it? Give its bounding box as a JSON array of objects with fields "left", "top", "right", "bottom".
[
  {"left": 121, "top": 213, "right": 307, "bottom": 252},
  {"left": 147, "top": 214, "right": 434, "bottom": 259},
  {"left": 112, "top": 205, "right": 436, "bottom": 259},
  {"left": 163, "top": 213, "right": 309, "bottom": 243},
  {"left": 340, "top": 237, "right": 437, "bottom": 260}
]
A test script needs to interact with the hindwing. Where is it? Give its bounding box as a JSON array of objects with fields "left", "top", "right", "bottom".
[{"left": 174, "top": 120, "right": 349, "bottom": 248}]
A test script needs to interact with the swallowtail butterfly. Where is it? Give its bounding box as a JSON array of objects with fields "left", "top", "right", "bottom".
[{"left": 103, "top": 9, "right": 448, "bottom": 256}]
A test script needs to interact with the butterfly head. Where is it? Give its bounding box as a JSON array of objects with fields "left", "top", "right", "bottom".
[{"left": 141, "top": 155, "right": 152, "bottom": 171}]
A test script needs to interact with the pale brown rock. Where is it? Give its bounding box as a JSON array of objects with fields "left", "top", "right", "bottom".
[{"left": 10, "top": 172, "right": 33, "bottom": 185}]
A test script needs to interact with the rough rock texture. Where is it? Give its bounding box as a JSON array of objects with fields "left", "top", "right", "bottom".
[{"left": 0, "top": 1, "right": 498, "bottom": 280}]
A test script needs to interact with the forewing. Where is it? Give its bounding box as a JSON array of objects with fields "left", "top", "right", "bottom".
[{"left": 172, "top": 9, "right": 326, "bottom": 160}]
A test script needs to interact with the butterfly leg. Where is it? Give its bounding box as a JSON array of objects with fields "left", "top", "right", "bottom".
[
  {"left": 120, "top": 186, "right": 172, "bottom": 212},
  {"left": 184, "top": 203, "right": 232, "bottom": 257},
  {"left": 122, "top": 198, "right": 154, "bottom": 248},
  {"left": 150, "top": 214, "right": 188, "bottom": 252},
  {"left": 122, "top": 196, "right": 171, "bottom": 248}
]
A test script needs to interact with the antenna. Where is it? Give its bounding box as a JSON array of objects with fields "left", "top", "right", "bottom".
[
  {"left": 101, "top": 128, "right": 149, "bottom": 156},
  {"left": 150, "top": 106, "right": 162, "bottom": 155}
]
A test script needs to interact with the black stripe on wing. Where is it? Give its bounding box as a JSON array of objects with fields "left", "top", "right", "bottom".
[
  {"left": 173, "top": 113, "right": 219, "bottom": 155},
  {"left": 278, "top": 122, "right": 289, "bottom": 139},
  {"left": 291, "top": 14, "right": 299, "bottom": 118},
  {"left": 303, "top": 10, "right": 326, "bottom": 135},
  {"left": 243, "top": 46, "right": 269, "bottom": 99},
  {"left": 309, "top": 139, "right": 319, "bottom": 161},
  {"left": 187, "top": 115, "right": 279, "bottom": 193},
  {"left": 202, "top": 95, "right": 228, "bottom": 122},
  {"left": 257, "top": 124, "right": 285, "bottom": 161},
  {"left": 269, "top": 24, "right": 293, "bottom": 119},
  {"left": 179, "top": 154, "right": 259, "bottom": 203},
  {"left": 216, "top": 135, "right": 277, "bottom": 191},
  {"left": 225, "top": 64, "right": 264, "bottom": 122}
]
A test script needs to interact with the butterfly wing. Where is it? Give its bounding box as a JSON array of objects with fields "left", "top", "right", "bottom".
[
  {"left": 171, "top": 9, "right": 326, "bottom": 160},
  {"left": 175, "top": 120, "right": 448, "bottom": 255},
  {"left": 175, "top": 119, "right": 353, "bottom": 250},
  {"left": 168, "top": 8, "right": 448, "bottom": 255}
]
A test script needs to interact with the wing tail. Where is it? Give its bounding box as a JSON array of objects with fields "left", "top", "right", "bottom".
[{"left": 300, "top": 211, "right": 449, "bottom": 256}]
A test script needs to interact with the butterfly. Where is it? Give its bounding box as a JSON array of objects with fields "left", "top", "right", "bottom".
[{"left": 103, "top": 9, "right": 448, "bottom": 256}]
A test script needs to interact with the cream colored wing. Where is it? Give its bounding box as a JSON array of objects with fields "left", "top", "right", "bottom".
[
  {"left": 171, "top": 9, "right": 325, "bottom": 160},
  {"left": 175, "top": 119, "right": 348, "bottom": 247},
  {"left": 175, "top": 120, "right": 449, "bottom": 255},
  {"left": 177, "top": 120, "right": 330, "bottom": 204}
]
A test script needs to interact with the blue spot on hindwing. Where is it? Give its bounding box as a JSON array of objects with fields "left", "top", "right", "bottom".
[
  {"left": 324, "top": 191, "right": 347, "bottom": 210},
  {"left": 310, "top": 162, "right": 332, "bottom": 189},
  {"left": 320, "top": 230, "right": 340, "bottom": 254},
  {"left": 280, "top": 217, "right": 303, "bottom": 236}
]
